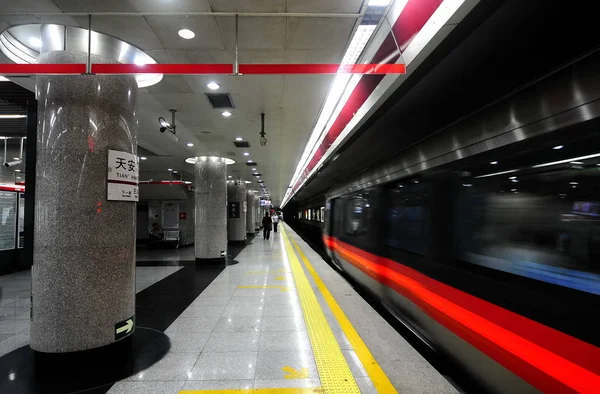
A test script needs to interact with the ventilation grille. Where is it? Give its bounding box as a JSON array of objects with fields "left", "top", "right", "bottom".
[
  {"left": 233, "top": 140, "right": 250, "bottom": 148},
  {"left": 245, "top": 161, "right": 257, "bottom": 166},
  {"left": 253, "top": 173, "right": 262, "bottom": 177},
  {"left": 205, "top": 93, "right": 235, "bottom": 109}
]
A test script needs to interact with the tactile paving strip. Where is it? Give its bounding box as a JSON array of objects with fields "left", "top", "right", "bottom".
[{"left": 281, "top": 226, "right": 361, "bottom": 394}]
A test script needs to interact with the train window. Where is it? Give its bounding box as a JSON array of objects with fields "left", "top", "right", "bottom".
[
  {"left": 320, "top": 207, "right": 325, "bottom": 222},
  {"left": 332, "top": 199, "right": 343, "bottom": 237},
  {"left": 344, "top": 192, "right": 373, "bottom": 237},
  {"left": 454, "top": 136, "right": 600, "bottom": 295},
  {"left": 385, "top": 180, "right": 430, "bottom": 255}
]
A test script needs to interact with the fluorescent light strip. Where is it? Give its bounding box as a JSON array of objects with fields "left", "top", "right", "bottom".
[
  {"left": 287, "top": 25, "right": 377, "bottom": 190},
  {"left": 0, "top": 114, "right": 27, "bottom": 119},
  {"left": 474, "top": 169, "right": 518, "bottom": 179},
  {"left": 532, "top": 153, "right": 600, "bottom": 168}
]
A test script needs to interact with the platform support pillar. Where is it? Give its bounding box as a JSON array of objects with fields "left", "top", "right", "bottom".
[
  {"left": 31, "top": 50, "right": 138, "bottom": 353},
  {"left": 246, "top": 190, "right": 256, "bottom": 235},
  {"left": 193, "top": 157, "right": 228, "bottom": 263},
  {"left": 227, "top": 181, "right": 247, "bottom": 243}
]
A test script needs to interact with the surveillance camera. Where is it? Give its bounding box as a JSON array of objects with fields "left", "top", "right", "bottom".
[
  {"left": 4, "top": 160, "right": 22, "bottom": 168},
  {"left": 160, "top": 127, "right": 166, "bottom": 133}
]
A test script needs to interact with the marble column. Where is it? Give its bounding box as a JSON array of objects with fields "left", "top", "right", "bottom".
[
  {"left": 254, "top": 194, "right": 260, "bottom": 231},
  {"left": 227, "top": 181, "right": 247, "bottom": 243},
  {"left": 193, "top": 157, "right": 228, "bottom": 262},
  {"left": 246, "top": 190, "right": 256, "bottom": 235},
  {"left": 31, "top": 51, "right": 138, "bottom": 353}
]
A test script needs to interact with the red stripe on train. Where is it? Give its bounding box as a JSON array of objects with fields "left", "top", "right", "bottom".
[{"left": 323, "top": 234, "right": 600, "bottom": 394}]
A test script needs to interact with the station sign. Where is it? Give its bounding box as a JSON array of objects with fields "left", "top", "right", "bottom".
[{"left": 107, "top": 150, "right": 139, "bottom": 202}]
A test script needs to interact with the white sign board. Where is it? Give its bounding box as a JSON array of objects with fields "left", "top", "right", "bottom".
[{"left": 107, "top": 150, "right": 139, "bottom": 202}]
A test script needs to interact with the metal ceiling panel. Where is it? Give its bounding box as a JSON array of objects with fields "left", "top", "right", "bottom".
[
  {"left": 286, "top": 0, "right": 364, "bottom": 13},
  {"left": 71, "top": 16, "right": 163, "bottom": 51},
  {"left": 145, "top": 16, "right": 224, "bottom": 50},
  {"left": 216, "top": 16, "right": 286, "bottom": 50},
  {"left": 0, "top": 0, "right": 62, "bottom": 13},
  {"left": 131, "top": 0, "right": 211, "bottom": 12},
  {"left": 51, "top": 0, "right": 137, "bottom": 12},
  {"left": 286, "top": 17, "right": 355, "bottom": 50},
  {"left": 146, "top": 76, "right": 193, "bottom": 94},
  {"left": 208, "top": 0, "right": 285, "bottom": 13}
]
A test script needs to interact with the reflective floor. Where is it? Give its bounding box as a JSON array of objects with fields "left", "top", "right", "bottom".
[{"left": 0, "top": 227, "right": 456, "bottom": 393}]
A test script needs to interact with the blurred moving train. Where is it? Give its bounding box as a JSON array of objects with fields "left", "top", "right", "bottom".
[{"left": 285, "top": 17, "right": 600, "bottom": 394}]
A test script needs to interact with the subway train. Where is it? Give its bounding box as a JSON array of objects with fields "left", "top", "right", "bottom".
[{"left": 286, "top": 39, "right": 600, "bottom": 394}]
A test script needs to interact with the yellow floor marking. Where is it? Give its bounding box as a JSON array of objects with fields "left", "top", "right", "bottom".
[
  {"left": 288, "top": 230, "right": 399, "bottom": 394},
  {"left": 281, "top": 226, "right": 360, "bottom": 394},
  {"left": 237, "top": 285, "right": 288, "bottom": 292},
  {"left": 274, "top": 275, "right": 286, "bottom": 281},
  {"left": 181, "top": 389, "right": 323, "bottom": 394},
  {"left": 282, "top": 366, "right": 309, "bottom": 379}
]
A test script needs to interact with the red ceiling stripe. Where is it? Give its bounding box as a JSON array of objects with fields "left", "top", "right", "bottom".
[
  {"left": 292, "top": 0, "right": 444, "bottom": 193},
  {"left": 329, "top": 236, "right": 600, "bottom": 393},
  {"left": 239, "top": 64, "right": 406, "bottom": 74},
  {"left": 0, "top": 63, "right": 86, "bottom": 74},
  {"left": 92, "top": 63, "right": 234, "bottom": 74}
]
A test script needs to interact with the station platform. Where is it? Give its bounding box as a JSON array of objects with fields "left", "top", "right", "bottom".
[{"left": 0, "top": 225, "right": 457, "bottom": 394}]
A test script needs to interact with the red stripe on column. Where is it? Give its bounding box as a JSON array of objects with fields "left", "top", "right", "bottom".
[
  {"left": 239, "top": 64, "right": 406, "bottom": 74},
  {"left": 0, "top": 64, "right": 86, "bottom": 74},
  {"left": 92, "top": 63, "right": 234, "bottom": 74},
  {"left": 330, "top": 237, "right": 600, "bottom": 394}
]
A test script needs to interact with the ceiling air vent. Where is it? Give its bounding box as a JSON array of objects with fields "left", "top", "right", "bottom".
[
  {"left": 245, "top": 161, "right": 257, "bottom": 166},
  {"left": 205, "top": 93, "right": 235, "bottom": 109},
  {"left": 253, "top": 173, "right": 262, "bottom": 177},
  {"left": 233, "top": 140, "right": 250, "bottom": 148}
]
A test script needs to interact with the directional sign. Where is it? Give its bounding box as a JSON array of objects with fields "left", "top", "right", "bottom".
[
  {"left": 115, "top": 316, "right": 135, "bottom": 340},
  {"left": 228, "top": 202, "right": 240, "bottom": 218},
  {"left": 107, "top": 150, "right": 139, "bottom": 202},
  {"left": 282, "top": 366, "right": 309, "bottom": 379}
]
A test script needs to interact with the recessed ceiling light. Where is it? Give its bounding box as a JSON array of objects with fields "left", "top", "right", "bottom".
[
  {"left": 222, "top": 111, "right": 232, "bottom": 117},
  {"left": 207, "top": 82, "right": 220, "bottom": 90},
  {"left": 252, "top": 168, "right": 256, "bottom": 171},
  {"left": 235, "top": 137, "right": 243, "bottom": 141},
  {"left": 15, "top": 169, "right": 21, "bottom": 172},
  {"left": 13, "top": 157, "right": 20, "bottom": 160},
  {"left": 243, "top": 152, "right": 250, "bottom": 156},
  {"left": 178, "top": 29, "right": 195, "bottom": 39},
  {"left": 186, "top": 142, "right": 194, "bottom": 147},
  {"left": 168, "top": 168, "right": 173, "bottom": 171},
  {"left": 553, "top": 145, "right": 564, "bottom": 150},
  {"left": 247, "top": 160, "right": 253, "bottom": 163},
  {"left": 570, "top": 182, "right": 579, "bottom": 185},
  {"left": 29, "top": 37, "right": 41, "bottom": 48},
  {"left": 490, "top": 161, "right": 498, "bottom": 165},
  {"left": 140, "top": 156, "right": 147, "bottom": 160},
  {"left": 228, "top": 175, "right": 232, "bottom": 178}
]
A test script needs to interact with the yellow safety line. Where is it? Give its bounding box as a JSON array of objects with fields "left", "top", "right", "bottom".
[
  {"left": 281, "top": 226, "right": 361, "bottom": 394},
  {"left": 287, "top": 227, "right": 399, "bottom": 394},
  {"left": 180, "top": 388, "right": 323, "bottom": 394}
]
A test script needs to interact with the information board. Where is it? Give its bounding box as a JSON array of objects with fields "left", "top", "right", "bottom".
[
  {"left": 107, "top": 149, "right": 139, "bottom": 202},
  {"left": 228, "top": 202, "right": 240, "bottom": 218},
  {"left": 0, "top": 191, "right": 17, "bottom": 251}
]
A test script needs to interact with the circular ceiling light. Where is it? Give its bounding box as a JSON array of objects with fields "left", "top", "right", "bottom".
[
  {"left": 178, "top": 29, "right": 195, "bottom": 39},
  {"left": 140, "top": 156, "right": 147, "bottom": 160},
  {"left": 243, "top": 152, "right": 250, "bottom": 156},
  {"left": 207, "top": 82, "right": 220, "bottom": 90},
  {"left": 222, "top": 111, "right": 232, "bottom": 117},
  {"left": 186, "top": 142, "right": 194, "bottom": 147},
  {"left": 0, "top": 24, "right": 163, "bottom": 88},
  {"left": 185, "top": 157, "right": 235, "bottom": 165},
  {"left": 235, "top": 137, "right": 243, "bottom": 141}
]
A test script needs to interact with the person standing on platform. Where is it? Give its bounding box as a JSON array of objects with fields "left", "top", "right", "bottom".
[
  {"left": 262, "top": 212, "right": 272, "bottom": 240},
  {"left": 272, "top": 213, "right": 279, "bottom": 233}
]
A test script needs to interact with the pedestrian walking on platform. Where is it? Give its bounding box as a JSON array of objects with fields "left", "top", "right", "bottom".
[
  {"left": 272, "top": 213, "right": 279, "bottom": 233},
  {"left": 262, "top": 213, "right": 272, "bottom": 240}
]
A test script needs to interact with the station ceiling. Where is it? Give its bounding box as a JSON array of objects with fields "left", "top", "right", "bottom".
[{"left": 0, "top": 0, "right": 365, "bottom": 203}]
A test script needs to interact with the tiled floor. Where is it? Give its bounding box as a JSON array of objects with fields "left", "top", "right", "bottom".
[
  {"left": 0, "top": 266, "right": 183, "bottom": 358},
  {"left": 0, "top": 227, "right": 457, "bottom": 393}
]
